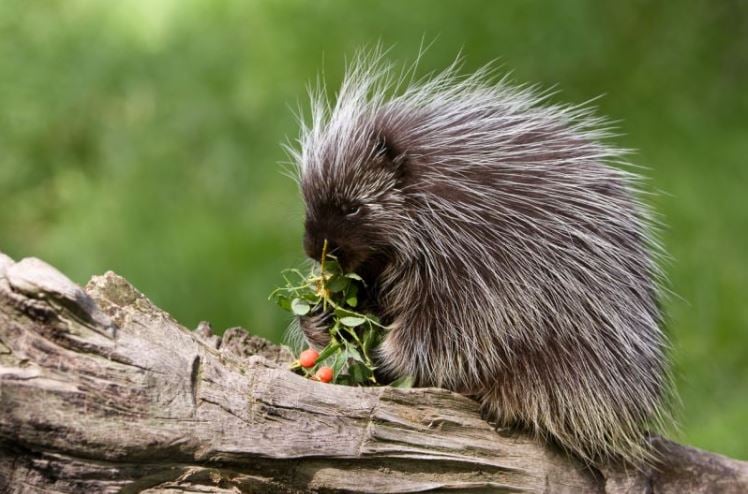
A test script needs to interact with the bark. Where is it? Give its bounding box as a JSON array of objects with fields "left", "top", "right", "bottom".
[{"left": 0, "top": 251, "right": 745, "bottom": 493}]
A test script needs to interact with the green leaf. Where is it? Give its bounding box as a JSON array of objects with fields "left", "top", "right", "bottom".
[
  {"left": 349, "top": 362, "right": 372, "bottom": 384},
  {"left": 324, "top": 259, "right": 342, "bottom": 274},
  {"left": 331, "top": 351, "right": 347, "bottom": 378},
  {"left": 326, "top": 275, "right": 349, "bottom": 293},
  {"left": 365, "top": 313, "right": 383, "bottom": 326},
  {"left": 335, "top": 374, "right": 352, "bottom": 385},
  {"left": 316, "top": 341, "right": 341, "bottom": 363},
  {"left": 334, "top": 307, "right": 353, "bottom": 318},
  {"left": 345, "top": 283, "right": 358, "bottom": 307},
  {"left": 346, "top": 346, "right": 364, "bottom": 363},
  {"left": 276, "top": 296, "right": 292, "bottom": 311},
  {"left": 329, "top": 321, "right": 340, "bottom": 336},
  {"left": 390, "top": 375, "right": 415, "bottom": 388},
  {"left": 362, "top": 326, "right": 379, "bottom": 355},
  {"left": 291, "top": 298, "right": 311, "bottom": 316},
  {"left": 301, "top": 292, "right": 322, "bottom": 304},
  {"left": 340, "top": 316, "right": 366, "bottom": 327}
]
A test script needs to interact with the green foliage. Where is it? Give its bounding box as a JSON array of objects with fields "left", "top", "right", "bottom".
[
  {"left": 270, "top": 244, "right": 389, "bottom": 386},
  {"left": 0, "top": 0, "right": 746, "bottom": 458}
]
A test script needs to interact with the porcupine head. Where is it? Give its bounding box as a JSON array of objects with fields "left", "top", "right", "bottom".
[{"left": 288, "top": 53, "right": 673, "bottom": 467}]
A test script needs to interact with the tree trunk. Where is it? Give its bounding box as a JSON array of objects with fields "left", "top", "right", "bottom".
[{"left": 0, "top": 251, "right": 745, "bottom": 493}]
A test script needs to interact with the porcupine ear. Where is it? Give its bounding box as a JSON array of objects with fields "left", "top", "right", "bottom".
[{"left": 373, "top": 130, "right": 408, "bottom": 181}]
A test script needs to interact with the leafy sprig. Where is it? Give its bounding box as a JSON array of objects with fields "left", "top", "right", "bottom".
[{"left": 269, "top": 240, "right": 385, "bottom": 385}]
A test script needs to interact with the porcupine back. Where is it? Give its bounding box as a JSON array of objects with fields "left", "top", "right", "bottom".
[{"left": 293, "top": 55, "right": 673, "bottom": 465}]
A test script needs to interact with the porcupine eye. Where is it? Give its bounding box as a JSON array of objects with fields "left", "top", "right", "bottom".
[{"left": 341, "top": 203, "right": 362, "bottom": 217}]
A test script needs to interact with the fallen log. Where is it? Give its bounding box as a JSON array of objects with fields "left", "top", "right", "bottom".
[{"left": 0, "top": 251, "right": 745, "bottom": 493}]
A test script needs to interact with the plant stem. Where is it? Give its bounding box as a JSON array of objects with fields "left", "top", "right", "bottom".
[{"left": 320, "top": 238, "right": 329, "bottom": 311}]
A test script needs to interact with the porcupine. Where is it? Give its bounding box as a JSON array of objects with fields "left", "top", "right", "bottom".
[{"left": 288, "top": 55, "right": 672, "bottom": 465}]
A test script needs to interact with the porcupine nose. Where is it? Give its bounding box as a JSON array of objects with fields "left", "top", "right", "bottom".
[
  {"left": 303, "top": 232, "right": 322, "bottom": 260},
  {"left": 303, "top": 231, "right": 341, "bottom": 262}
]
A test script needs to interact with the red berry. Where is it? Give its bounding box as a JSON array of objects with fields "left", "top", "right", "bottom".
[
  {"left": 299, "top": 348, "right": 319, "bottom": 368},
  {"left": 315, "top": 366, "right": 334, "bottom": 383}
]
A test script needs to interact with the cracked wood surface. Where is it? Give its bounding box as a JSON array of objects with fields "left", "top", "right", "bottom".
[{"left": 0, "top": 251, "right": 746, "bottom": 493}]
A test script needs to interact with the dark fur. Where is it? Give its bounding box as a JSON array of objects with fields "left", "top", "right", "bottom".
[{"left": 290, "top": 57, "right": 671, "bottom": 465}]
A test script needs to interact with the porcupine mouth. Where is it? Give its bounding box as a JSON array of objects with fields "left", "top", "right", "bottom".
[
  {"left": 345, "top": 250, "right": 390, "bottom": 286},
  {"left": 336, "top": 252, "right": 364, "bottom": 276}
]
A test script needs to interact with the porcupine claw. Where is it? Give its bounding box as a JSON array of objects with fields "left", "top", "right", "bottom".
[{"left": 298, "top": 309, "right": 333, "bottom": 349}]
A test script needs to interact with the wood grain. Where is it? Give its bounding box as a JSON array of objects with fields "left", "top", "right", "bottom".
[{"left": 0, "top": 251, "right": 745, "bottom": 493}]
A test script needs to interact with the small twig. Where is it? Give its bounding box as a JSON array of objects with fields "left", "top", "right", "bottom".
[{"left": 320, "top": 238, "right": 329, "bottom": 311}]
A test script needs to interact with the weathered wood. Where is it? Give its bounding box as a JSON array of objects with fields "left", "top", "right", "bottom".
[{"left": 0, "top": 252, "right": 745, "bottom": 493}]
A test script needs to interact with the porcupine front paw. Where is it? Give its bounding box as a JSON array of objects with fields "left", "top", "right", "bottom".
[
  {"left": 478, "top": 393, "right": 515, "bottom": 435},
  {"left": 298, "top": 310, "right": 333, "bottom": 349}
]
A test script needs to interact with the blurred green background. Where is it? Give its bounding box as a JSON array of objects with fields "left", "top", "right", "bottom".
[{"left": 1, "top": 0, "right": 745, "bottom": 458}]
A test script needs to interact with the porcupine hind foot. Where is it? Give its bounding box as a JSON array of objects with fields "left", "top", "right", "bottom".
[{"left": 477, "top": 391, "right": 521, "bottom": 437}]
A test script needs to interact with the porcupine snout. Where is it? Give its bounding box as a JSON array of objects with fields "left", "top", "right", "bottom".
[{"left": 304, "top": 214, "right": 358, "bottom": 270}]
